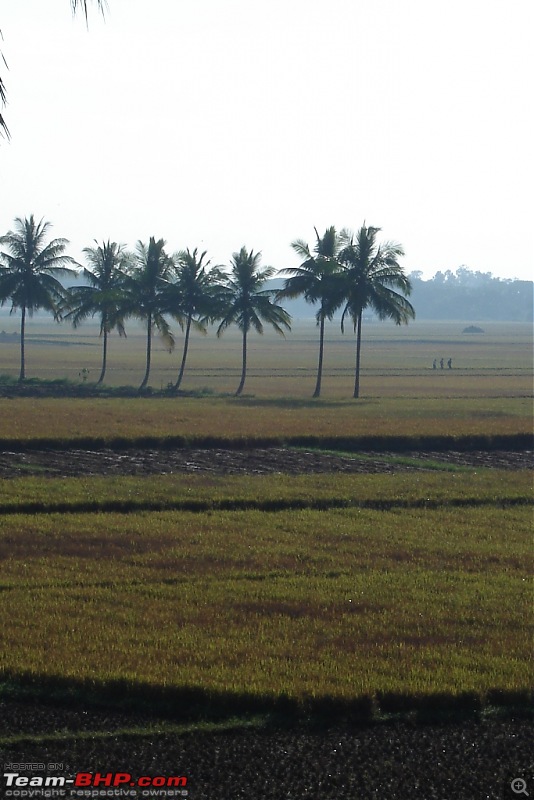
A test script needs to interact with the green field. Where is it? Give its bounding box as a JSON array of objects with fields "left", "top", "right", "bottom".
[{"left": 0, "top": 319, "right": 532, "bottom": 724}]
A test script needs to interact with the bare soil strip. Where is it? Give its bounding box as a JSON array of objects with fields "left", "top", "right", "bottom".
[{"left": 0, "top": 447, "right": 531, "bottom": 478}]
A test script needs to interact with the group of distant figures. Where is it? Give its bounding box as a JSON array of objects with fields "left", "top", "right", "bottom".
[{"left": 433, "top": 358, "right": 452, "bottom": 369}]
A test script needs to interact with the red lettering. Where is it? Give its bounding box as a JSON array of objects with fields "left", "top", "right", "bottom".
[
  {"left": 93, "top": 773, "right": 113, "bottom": 787},
  {"left": 113, "top": 774, "right": 132, "bottom": 786},
  {"left": 74, "top": 774, "right": 92, "bottom": 787},
  {"left": 167, "top": 777, "right": 188, "bottom": 787}
]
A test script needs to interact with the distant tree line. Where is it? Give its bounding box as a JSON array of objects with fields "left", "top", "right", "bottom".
[
  {"left": 407, "top": 268, "right": 532, "bottom": 322},
  {"left": 0, "top": 216, "right": 415, "bottom": 398}
]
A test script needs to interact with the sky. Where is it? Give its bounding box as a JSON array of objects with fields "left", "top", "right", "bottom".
[{"left": 1, "top": 0, "right": 532, "bottom": 281}]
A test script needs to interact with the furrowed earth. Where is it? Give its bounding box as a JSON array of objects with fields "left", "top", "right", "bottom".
[{"left": 0, "top": 446, "right": 531, "bottom": 477}]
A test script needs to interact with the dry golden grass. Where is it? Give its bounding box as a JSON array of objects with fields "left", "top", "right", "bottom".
[
  {"left": 0, "top": 495, "right": 531, "bottom": 699},
  {"left": 0, "top": 320, "right": 531, "bottom": 398},
  {"left": 0, "top": 394, "right": 530, "bottom": 441},
  {"left": 1, "top": 470, "right": 532, "bottom": 509},
  {"left": 0, "top": 318, "right": 531, "bottom": 712}
]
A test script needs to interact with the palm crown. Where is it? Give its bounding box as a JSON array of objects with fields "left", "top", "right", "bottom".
[
  {"left": 64, "top": 240, "right": 129, "bottom": 384},
  {"left": 167, "top": 248, "right": 224, "bottom": 391},
  {"left": 126, "top": 237, "right": 175, "bottom": 391},
  {"left": 217, "top": 247, "right": 291, "bottom": 395},
  {"left": 278, "top": 226, "right": 344, "bottom": 397},
  {"left": 339, "top": 224, "right": 415, "bottom": 397},
  {"left": 0, "top": 215, "right": 76, "bottom": 380}
]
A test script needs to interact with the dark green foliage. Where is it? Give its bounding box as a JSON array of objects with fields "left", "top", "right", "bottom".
[
  {"left": 338, "top": 225, "right": 415, "bottom": 398},
  {"left": 124, "top": 237, "right": 175, "bottom": 391},
  {"left": 278, "top": 227, "right": 345, "bottom": 397},
  {"left": 165, "top": 248, "right": 225, "bottom": 391},
  {"left": 217, "top": 247, "right": 291, "bottom": 395},
  {"left": 63, "top": 240, "right": 130, "bottom": 384}
]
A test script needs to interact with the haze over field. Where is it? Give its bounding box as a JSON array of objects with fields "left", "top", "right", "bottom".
[{"left": 1, "top": 0, "right": 532, "bottom": 282}]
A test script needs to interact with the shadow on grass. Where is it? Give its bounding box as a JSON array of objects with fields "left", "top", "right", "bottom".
[
  {"left": 0, "top": 377, "right": 377, "bottom": 405},
  {"left": 0, "top": 376, "right": 219, "bottom": 400},
  {"left": 233, "top": 396, "right": 378, "bottom": 409},
  {"left": 1, "top": 670, "right": 531, "bottom": 730}
]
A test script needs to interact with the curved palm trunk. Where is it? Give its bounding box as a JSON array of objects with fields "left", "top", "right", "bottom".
[
  {"left": 18, "top": 305, "right": 26, "bottom": 382},
  {"left": 353, "top": 311, "right": 363, "bottom": 399},
  {"left": 139, "top": 313, "right": 152, "bottom": 391},
  {"left": 236, "top": 327, "right": 247, "bottom": 396},
  {"left": 174, "top": 315, "right": 192, "bottom": 392},
  {"left": 313, "top": 312, "right": 325, "bottom": 398},
  {"left": 97, "top": 327, "right": 108, "bottom": 385}
]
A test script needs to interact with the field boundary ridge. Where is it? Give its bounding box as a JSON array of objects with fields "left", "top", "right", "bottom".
[{"left": 0, "top": 495, "right": 531, "bottom": 517}]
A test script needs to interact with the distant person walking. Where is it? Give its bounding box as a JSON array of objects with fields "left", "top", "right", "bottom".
[
  {"left": 432, "top": 359, "right": 437, "bottom": 369},
  {"left": 440, "top": 358, "right": 444, "bottom": 369},
  {"left": 447, "top": 358, "right": 452, "bottom": 369}
]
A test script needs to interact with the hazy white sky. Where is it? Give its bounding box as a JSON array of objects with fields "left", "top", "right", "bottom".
[{"left": 1, "top": 0, "right": 532, "bottom": 280}]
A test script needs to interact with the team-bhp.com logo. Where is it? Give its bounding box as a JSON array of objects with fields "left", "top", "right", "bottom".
[{"left": 3, "top": 771, "right": 188, "bottom": 797}]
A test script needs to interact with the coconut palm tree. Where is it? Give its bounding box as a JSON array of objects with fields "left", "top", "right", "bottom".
[
  {"left": 126, "top": 237, "right": 175, "bottom": 391},
  {"left": 165, "top": 248, "right": 224, "bottom": 392},
  {"left": 217, "top": 247, "right": 291, "bottom": 396},
  {"left": 277, "top": 227, "right": 344, "bottom": 397},
  {"left": 339, "top": 224, "right": 415, "bottom": 398},
  {"left": 0, "top": 215, "right": 76, "bottom": 381},
  {"left": 63, "top": 240, "right": 130, "bottom": 384}
]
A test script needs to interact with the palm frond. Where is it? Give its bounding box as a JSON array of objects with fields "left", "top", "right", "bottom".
[
  {"left": 71, "top": 0, "right": 107, "bottom": 21},
  {"left": 216, "top": 247, "right": 291, "bottom": 338},
  {"left": 290, "top": 238, "right": 312, "bottom": 260},
  {"left": 338, "top": 224, "right": 414, "bottom": 331}
]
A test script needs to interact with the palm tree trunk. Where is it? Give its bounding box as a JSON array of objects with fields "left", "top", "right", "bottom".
[
  {"left": 139, "top": 313, "right": 152, "bottom": 390},
  {"left": 18, "top": 305, "right": 26, "bottom": 382},
  {"left": 236, "top": 327, "right": 247, "bottom": 396},
  {"left": 174, "top": 315, "right": 192, "bottom": 392},
  {"left": 313, "top": 312, "right": 325, "bottom": 398},
  {"left": 353, "top": 311, "right": 363, "bottom": 399},
  {"left": 97, "top": 327, "right": 108, "bottom": 385}
]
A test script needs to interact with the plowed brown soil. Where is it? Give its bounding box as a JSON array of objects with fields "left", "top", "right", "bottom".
[{"left": 0, "top": 447, "right": 531, "bottom": 478}]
